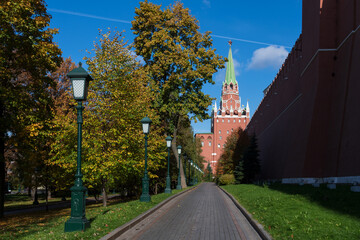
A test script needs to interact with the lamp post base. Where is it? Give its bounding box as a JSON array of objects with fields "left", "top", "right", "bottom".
[
  {"left": 165, "top": 176, "right": 172, "bottom": 194},
  {"left": 176, "top": 176, "right": 182, "bottom": 190},
  {"left": 65, "top": 217, "right": 90, "bottom": 232},
  {"left": 140, "top": 175, "right": 151, "bottom": 202},
  {"left": 64, "top": 185, "right": 90, "bottom": 232}
]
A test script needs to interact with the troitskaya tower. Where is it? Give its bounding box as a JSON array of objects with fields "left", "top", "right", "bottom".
[{"left": 195, "top": 41, "right": 250, "bottom": 173}]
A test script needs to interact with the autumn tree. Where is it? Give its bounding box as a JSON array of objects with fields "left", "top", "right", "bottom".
[
  {"left": 85, "top": 30, "right": 167, "bottom": 205},
  {"left": 132, "top": 1, "right": 225, "bottom": 188},
  {"left": 217, "top": 129, "right": 240, "bottom": 175},
  {"left": 43, "top": 58, "right": 77, "bottom": 196},
  {"left": 50, "top": 31, "right": 166, "bottom": 206},
  {"left": 216, "top": 128, "right": 249, "bottom": 176},
  {"left": 0, "top": 0, "right": 62, "bottom": 217},
  {"left": 176, "top": 117, "right": 205, "bottom": 182}
]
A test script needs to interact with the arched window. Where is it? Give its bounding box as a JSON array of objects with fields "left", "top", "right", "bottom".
[{"left": 209, "top": 141, "right": 212, "bottom": 146}]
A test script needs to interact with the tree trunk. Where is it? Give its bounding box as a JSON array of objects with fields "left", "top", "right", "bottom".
[
  {"left": 33, "top": 188, "right": 39, "bottom": 205},
  {"left": 171, "top": 131, "right": 187, "bottom": 189},
  {"left": 102, "top": 179, "right": 107, "bottom": 207},
  {"left": 31, "top": 186, "right": 36, "bottom": 201}
]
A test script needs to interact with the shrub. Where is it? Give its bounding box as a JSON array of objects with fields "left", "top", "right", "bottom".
[{"left": 219, "top": 174, "right": 235, "bottom": 185}]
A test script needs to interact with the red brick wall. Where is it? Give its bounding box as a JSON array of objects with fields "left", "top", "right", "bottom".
[{"left": 247, "top": 0, "right": 360, "bottom": 179}]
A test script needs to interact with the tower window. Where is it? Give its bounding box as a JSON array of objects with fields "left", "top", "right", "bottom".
[
  {"left": 239, "top": 120, "right": 241, "bottom": 123},
  {"left": 219, "top": 130, "right": 221, "bottom": 134},
  {"left": 219, "top": 136, "right": 222, "bottom": 140},
  {"left": 227, "top": 130, "right": 229, "bottom": 134},
  {"left": 228, "top": 119, "right": 230, "bottom": 123},
  {"left": 230, "top": 84, "right": 233, "bottom": 89},
  {"left": 231, "top": 128, "right": 233, "bottom": 132},
  {"left": 201, "top": 142, "right": 204, "bottom": 147},
  {"left": 218, "top": 144, "right": 220, "bottom": 148},
  {"left": 244, "top": 119, "right": 246, "bottom": 123},
  {"left": 222, "top": 119, "right": 224, "bottom": 122},
  {"left": 234, "top": 119, "right": 236, "bottom": 123},
  {"left": 209, "top": 141, "right": 211, "bottom": 146},
  {"left": 216, "top": 119, "right": 219, "bottom": 123}
]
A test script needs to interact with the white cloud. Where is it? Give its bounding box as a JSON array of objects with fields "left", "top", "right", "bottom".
[
  {"left": 247, "top": 45, "right": 288, "bottom": 70},
  {"left": 203, "top": 0, "right": 211, "bottom": 7}
]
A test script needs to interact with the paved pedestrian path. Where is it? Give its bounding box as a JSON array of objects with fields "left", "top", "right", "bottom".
[{"left": 117, "top": 183, "right": 262, "bottom": 240}]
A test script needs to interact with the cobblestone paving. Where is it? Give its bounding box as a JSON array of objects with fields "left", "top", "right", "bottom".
[{"left": 118, "top": 183, "right": 262, "bottom": 240}]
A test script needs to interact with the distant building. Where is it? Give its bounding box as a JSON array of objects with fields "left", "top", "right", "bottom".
[{"left": 195, "top": 44, "right": 250, "bottom": 173}]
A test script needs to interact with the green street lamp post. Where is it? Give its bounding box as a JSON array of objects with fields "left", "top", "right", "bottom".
[
  {"left": 176, "top": 145, "right": 182, "bottom": 190},
  {"left": 140, "top": 116, "right": 152, "bottom": 202},
  {"left": 189, "top": 161, "right": 193, "bottom": 186},
  {"left": 65, "top": 62, "right": 92, "bottom": 232},
  {"left": 165, "top": 136, "right": 172, "bottom": 194},
  {"left": 183, "top": 154, "right": 187, "bottom": 185}
]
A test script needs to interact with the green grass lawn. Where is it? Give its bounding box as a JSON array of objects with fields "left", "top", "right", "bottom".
[
  {"left": 222, "top": 184, "right": 360, "bottom": 240},
  {"left": 0, "top": 188, "right": 187, "bottom": 240},
  {"left": 5, "top": 194, "right": 68, "bottom": 211}
]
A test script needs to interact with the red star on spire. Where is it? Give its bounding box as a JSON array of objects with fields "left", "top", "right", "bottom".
[{"left": 228, "top": 40, "right": 232, "bottom": 46}]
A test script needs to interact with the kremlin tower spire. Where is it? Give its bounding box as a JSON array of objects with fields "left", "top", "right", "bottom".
[
  {"left": 224, "top": 40, "right": 238, "bottom": 86},
  {"left": 195, "top": 42, "right": 251, "bottom": 174}
]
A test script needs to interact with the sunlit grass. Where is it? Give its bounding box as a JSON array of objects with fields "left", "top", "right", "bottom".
[{"left": 222, "top": 184, "right": 360, "bottom": 240}]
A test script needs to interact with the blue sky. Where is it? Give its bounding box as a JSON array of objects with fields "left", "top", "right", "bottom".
[{"left": 46, "top": 0, "right": 302, "bottom": 133}]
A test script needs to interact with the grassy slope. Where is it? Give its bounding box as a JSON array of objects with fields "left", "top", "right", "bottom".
[
  {"left": 0, "top": 189, "right": 185, "bottom": 240},
  {"left": 222, "top": 184, "right": 360, "bottom": 240}
]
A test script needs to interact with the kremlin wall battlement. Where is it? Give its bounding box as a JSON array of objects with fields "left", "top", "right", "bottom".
[{"left": 246, "top": 0, "right": 360, "bottom": 184}]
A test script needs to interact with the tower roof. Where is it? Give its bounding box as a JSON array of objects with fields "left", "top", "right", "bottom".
[{"left": 224, "top": 46, "right": 237, "bottom": 86}]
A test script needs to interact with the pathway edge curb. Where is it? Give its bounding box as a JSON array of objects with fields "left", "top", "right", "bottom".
[
  {"left": 218, "top": 185, "right": 273, "bottom": 240},
  {"left": 100, "top": 184, "right": 200, "bottom": 240}
]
